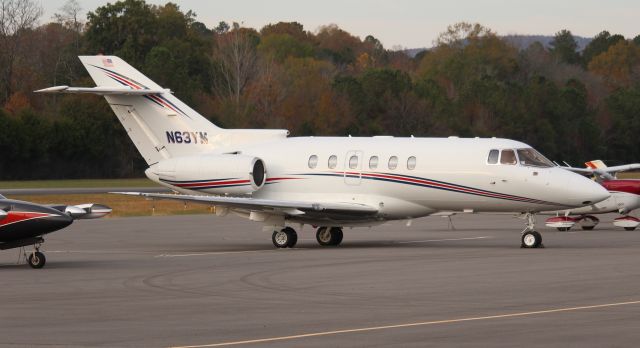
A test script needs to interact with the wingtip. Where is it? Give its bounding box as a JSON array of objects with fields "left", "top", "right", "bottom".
[
  {"left": 109, "top": 191, "right": 144, "bottom": 196},
  {"left": 34, "top": 85, "right": 69, "bottom": 93}
]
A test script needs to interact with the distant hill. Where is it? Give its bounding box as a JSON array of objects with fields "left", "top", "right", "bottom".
[
  {"left": 403, "top": 35, "right": 593, "bottom": 57},
  {"left": 502, "top": 35, "right": 592, "bottom": 51}
]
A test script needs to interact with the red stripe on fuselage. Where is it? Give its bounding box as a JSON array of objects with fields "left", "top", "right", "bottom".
[
  {"left": 357, "top": 172, "right": 534, "bottom": 201},
  {"left": 0, "top": 212, "right": 56, "bottom": 227},
  {"left": 174, "top": 179, "right": 251, "bottom": 188},
  {"left": 331, "top": 171, "right": 545, "bottom": 204}
]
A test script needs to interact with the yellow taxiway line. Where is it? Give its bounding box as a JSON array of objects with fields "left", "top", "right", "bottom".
[{"left": 171, "top": 299, "right": 640, "bottom": 347}]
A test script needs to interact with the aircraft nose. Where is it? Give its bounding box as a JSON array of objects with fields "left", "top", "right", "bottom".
[
  {"left": 49, "top": 212, "right": 74, "bottom": 230},
  {"left": 565, "top": 174, "right": 610, "bottom": 206}
]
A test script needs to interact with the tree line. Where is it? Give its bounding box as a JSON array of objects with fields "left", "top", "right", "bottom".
[{"left": 1, "top": 0, "right": 639, "bottom": 179}]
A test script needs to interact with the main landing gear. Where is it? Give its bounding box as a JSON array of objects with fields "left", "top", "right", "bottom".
[
  {"left": 272, "top": 227, "right": 298, "bottom": 248},
  {"left": 316, "top": 227, "right": 343, "bottom": 246},
  {"left": 271, "top": 226, "right": 345, "bottom": 248},
  {"left": 521, "top": 213, "right": 543, "bottom": 249}
]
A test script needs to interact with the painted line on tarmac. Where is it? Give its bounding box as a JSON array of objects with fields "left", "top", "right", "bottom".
[
  {"left": 47, "top": 250, "right": 155, "bottom": 254},
  {"left": 45, "top": 249, "right": 296, "bottom": 258},
  {"left": 155, "top": 249, "right": 306, "bottom": 258},
  {"left": 396, "top": 236, "right": 493, "bottom": 244},
  {"left": 170, "top": 299, "right": 640, "bottom": 348}
]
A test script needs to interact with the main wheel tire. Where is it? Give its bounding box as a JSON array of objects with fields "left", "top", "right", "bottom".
[
  {"left": 28, "top": 251, "right": 46, "bottom": 269},
  {"left": 272, "top": 230, "right": 290, "bottom": 248},
  {"left": 580, "top": 216, "right": 599, "bottom": 230},
  {"left": 330, "top": 227, "right": 343, "bottom": 246},
  {"left": 521, "top": 231, "right": 542, "bottom": 248},
  {"left": 283, "top": 227, "right": 298, "bottom": 248},
  {"left": 624, "top": 227, "right": 637, "bottom": 231},
  {"left": 316, "top": 227, "right": 333, "bottom": 246}
]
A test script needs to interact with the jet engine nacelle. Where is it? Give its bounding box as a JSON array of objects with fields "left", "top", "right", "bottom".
[
  {"left": 150, "top": 154, "right": 267, "bottom": 195},
  {"left": 50, "top": 204, "right": 112, "bottom": 219}
]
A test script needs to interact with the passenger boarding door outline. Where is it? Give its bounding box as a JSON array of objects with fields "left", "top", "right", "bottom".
[{"left": 344, "top": 150, "right": 363, "bottom": 185}]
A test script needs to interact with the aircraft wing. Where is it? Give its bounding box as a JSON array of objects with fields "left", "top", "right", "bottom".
[
  {"left": 561, "top": 164, "right": 640, "bottom": 180},
  {"left": 594, "top": 163, "right": 640, "bottom": 173},
  {"left": 113, "top": 192, "right": 379, "bottom": 217}
]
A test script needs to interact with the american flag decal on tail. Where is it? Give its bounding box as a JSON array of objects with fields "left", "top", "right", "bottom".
[{"left": 102, "top": 58, "right": 113, "bottom": 67}]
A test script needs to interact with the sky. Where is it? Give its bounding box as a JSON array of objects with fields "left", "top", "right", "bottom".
[{"left": 41, "top": 0, "right": 640, "bottom": 49}]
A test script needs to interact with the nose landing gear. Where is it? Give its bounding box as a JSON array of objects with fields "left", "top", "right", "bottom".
[
  {"left": 26, "top": 242, "right": 46, "bottom": 269},
  {"left": 521, "top": 213, "right": 544, "bottom": 248}
]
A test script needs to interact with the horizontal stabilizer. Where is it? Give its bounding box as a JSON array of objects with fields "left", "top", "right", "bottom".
[{"left": 35, "top": 85, "right": 170, "bottom": 95}]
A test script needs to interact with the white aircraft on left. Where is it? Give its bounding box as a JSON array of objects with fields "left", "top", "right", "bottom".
[{"left": 36, "top": 56, "right": 610, "bottom": 249}]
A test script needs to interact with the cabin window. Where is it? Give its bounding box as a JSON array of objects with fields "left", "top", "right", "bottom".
[
  {"left": 328, "top": 155, "right": 337, "bottom": 169},
  {"left": 487, "top": 149, "right": 499, "bottom": 164},
  {"left": 500, "top": 150, "right": 517, "bottom": 165},
  {"left": 388, "top": 156, "right": 398, "bottom": 170},
  {"left": 407, "top": 156, "right": 416, "bottom": 170},
  {"left": 517, "top": 148, "right": 554, "bottom": 168},
  {"left": 349, "top": 155, "right": 359, "bottom": 169},
  {"left": 369, "top": 156, "right": 379, "bottom": 169},
  {"left": 308, "top": 155, "right": 318, "bottom": 169}
]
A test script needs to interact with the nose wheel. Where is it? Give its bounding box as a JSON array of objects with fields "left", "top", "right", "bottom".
[
  {"left": 521, "top": 213, "right": 544, "bottom": 249},
  {"left": 26, "top": 242, "right": 46, "bottom": 269},
  {"left": 27, "top": 251, "right": 46, "bottom": 269},
  {"left": 521, "top": 231, "right": 542, "bottom": 248}
]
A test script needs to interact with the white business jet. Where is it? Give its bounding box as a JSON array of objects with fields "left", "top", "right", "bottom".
[{"left": 36, "top": 56, "right": 610, "bottom": 249}]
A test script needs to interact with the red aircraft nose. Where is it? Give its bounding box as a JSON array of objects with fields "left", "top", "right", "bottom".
[{"left": 601, "top": 180, "right": 640, "bottom": 196}]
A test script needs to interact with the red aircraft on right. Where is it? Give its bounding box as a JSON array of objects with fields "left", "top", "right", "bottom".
[{"left": 545, "top": 160, "right": 640, "bottom": 231}]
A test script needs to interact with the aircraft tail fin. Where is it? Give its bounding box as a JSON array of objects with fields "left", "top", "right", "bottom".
[
  {"left": 585, "top": 160, "right": 607, "bottom": 169},
  {"left": 36, "top": 56, "right": 288, "bottom": 166}
]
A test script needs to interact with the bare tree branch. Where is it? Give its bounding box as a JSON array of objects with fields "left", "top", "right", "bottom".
[
  {"left": 0, "top": 0, "right": 42, "bottom": 103},
  {"left": 212, "top": 23, "right": 257, "bottom": 105}
]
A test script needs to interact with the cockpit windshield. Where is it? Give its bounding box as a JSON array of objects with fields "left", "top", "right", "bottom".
[
  {"left": 500, "top": 149, "right": 517, "bottom": 165},
  {"left": 516, "top": 148, "right": 555, "bottom": 168}
]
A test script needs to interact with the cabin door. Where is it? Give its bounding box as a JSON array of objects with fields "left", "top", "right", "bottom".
[{"left": 344, "top": 150, "right": 363, "bottom": 185}]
